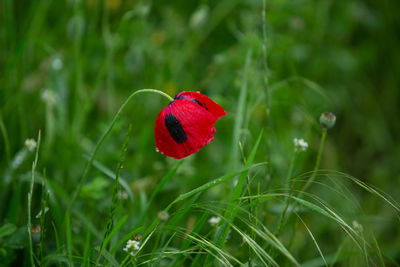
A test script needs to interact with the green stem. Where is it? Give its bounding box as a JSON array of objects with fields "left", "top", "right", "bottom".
[
  {"left": 68, "top": 89, "right": 173, "bottom": 209},
  {"left": 96, "top": 126, "right": 132, "bottom": 266},
  {"left": 102, "top": 0, "right": 114, "bottom": 115},
  {"left": 0, "top": 113, "right": 11, "bottom": 166},
  {"left": 274, "top": 130, "right": 327, "bottom": 254},
  {"left": 28, "top": 131, "right": 41, "bottom": 267},
  {"left": 276, "top": 150, "right": 297, "bottom": 236},
  {"left": 285, "top": 151, "right": 297, "bottom": 188},
  {"left": 39, "top": 171, "right": 48, "bottom": 265},
  {"left": 244, "top": 159, "right": 254, "bottom": 267},
  {"left": 72, "top": 0, "right": 84, "bottom": 134},
  {"left": 300, "top": 128, "right": 327, "bottom": 195},
  {"left": 262, "top": 0, "right": 272, "bottom": 184}
]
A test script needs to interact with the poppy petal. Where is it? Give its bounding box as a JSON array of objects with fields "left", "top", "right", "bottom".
[
  {"left": 155, "top": 98, "right": 222, "bottom": 159},
  {"left": 175, "top": 91, "right": 226, "bottom": 119}
]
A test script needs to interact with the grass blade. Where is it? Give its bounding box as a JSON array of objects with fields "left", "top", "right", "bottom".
[
  {"left": 27, "top": 131, "right": 41, "bottom": 267},
  {"left": 96, "top": 125, "right": 132, "bottom": 265},
  {"left": 137, "top": 160, "right": 184, "bottom": 225},
  {"left": 214, "top": 131, "right": 264, "bottom": 248},
  {"left": 228, "top": 48, "right": 252, "bottom": 171},
  {"left": 165, "top": 162, "right": 266, "bottom": 212},
  {"left": 65, "top": 210, "right": 73, "bottom": 266}
]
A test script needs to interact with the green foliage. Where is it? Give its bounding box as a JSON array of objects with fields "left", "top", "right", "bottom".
[{"left": 1, "top": 0, "right": 399, "bottom": 266}]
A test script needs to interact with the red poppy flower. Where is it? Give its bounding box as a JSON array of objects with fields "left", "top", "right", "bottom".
[{"left": 154, "top": 91, "right": 226, "bottom": 159}]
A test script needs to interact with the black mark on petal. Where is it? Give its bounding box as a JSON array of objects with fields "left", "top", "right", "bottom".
[
  {"left": 165, "top": 114, "right": 187, "bottom": 143},
  {"left": 174, "top": 95, "right": 185, "bottom": 100},
  {"left": 174, "top": 94, "right": 208, "bottom": 110},
  {"left": 192, "top": 99, "right": 208, "bottom": 110}
]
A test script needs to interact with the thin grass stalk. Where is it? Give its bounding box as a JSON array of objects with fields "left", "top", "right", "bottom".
[
  {"left": 206, "top": 131, "right": 263, "bottom": 266},
  {"left": 194, "top": 201, "right": 300, "bottom": 266},
  {"left": 0, "top": 113, "right": 11, "bottom": 165},
  {"left": 246, "top": 173, "right": 254, "bottom": 267},
  {"left": 72, "top": 0, "right": 84, "bottom": 134},
  {"left": 296, "top": 215, "right": 328, "bottom": 266},
  {"left": 83, "top": 230, "right": 91, "bottom": 267},
  {"left": 371, "top": 233, "right": 385, "bottom": 266},
  {"left": 244, "top": 159, "right": 258, "bottom": 267},
  {"left": 301, "top": 128, "right": 327, "bottom": 195},
  {"left": 39, "top": 170, "right": 49, "bottom": 265},
  {"left": 137, "top": 160, "right": 184, "bottom": 226},
  {"left": 0, "top": 113, "right": 12, "bottom": 217},
  {"left": 96, "top": 125, "right": 132, "bottom": 265},
  {"left": 330, "top": 236, "right": 346, "bottom": 266},
  {"left": 166, "top": 226, "right": 239, "bottom": 266},
  {"left": 163, "top": 163, "right": 266, "bottom": 214},
  {"left": 172, "top": 212, "right": 209, "bottom": 267},
  {"left": 262, "top": 0, "right": 272, "bottom": 183},
  {"left": 102, "top": 0, "right": 116, "bottom": 115},
  {"left": 228, "top": 49, "right": 252, "bottom": 172},
  {"left": 240, "top": 144, "right": 254, "bottom": 266},
  {"left": 68, "top": 89, "right": 173, "bottom": 209},
  {"left": 27, "top": 131, "right": 41, "bottom": 267},
  {"left": 158, "top": 193, "right": 201, "bottom": 249},
  {"left": 51, "top": 221, "right": 62, "bottom": 267},
  {"left": 276, "top": 150, "right": 297, "bottom": 236},
  {"left": 138, "top": 163, "right": 267, "bottom": 264},
  {"left": 65, "top": 211, "right": 73, "bottom": 265},
  {"left": 280, "top": 131, "right": 331, "bottom": 251},
  {"left": 240, "top": 191, "right": 374, "bottom": 263}
]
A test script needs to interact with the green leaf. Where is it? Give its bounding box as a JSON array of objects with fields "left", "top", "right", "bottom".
[{"left": 0, "top": 223, "right": 17, "bottom": 238}]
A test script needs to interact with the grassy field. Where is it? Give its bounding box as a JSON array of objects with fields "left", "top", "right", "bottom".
[{"left": 1, "top": 0, "right": 400, "bottom": 266}]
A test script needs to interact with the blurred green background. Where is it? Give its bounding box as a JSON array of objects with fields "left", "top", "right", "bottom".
[{"left": 1, "top": 0, "right": 399, "bottom": 266}]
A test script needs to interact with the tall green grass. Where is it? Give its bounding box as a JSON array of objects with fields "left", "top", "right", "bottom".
[{"left": 1, "top": 0, "right": 399, "bottom": 266}]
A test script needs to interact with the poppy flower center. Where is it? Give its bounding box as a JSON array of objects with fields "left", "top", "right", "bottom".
[{"left": 164, "top": 113, "right": 188, "bottom": 143}]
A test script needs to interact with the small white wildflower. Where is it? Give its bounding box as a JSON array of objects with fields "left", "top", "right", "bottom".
[
  {"left": 208, "top": 216, "right": 221, "bottom": 226},
  {"left": 25, "top": 139, "right": 37, "bottom": 152},
  {"left": 41, "top": 89, "right": 57, "bottom": 106},
  {"left": 51, "top": 57, "right": 63, "bottom": 70},
  {"left": 123, "top": 239, "right": 140, "bottom": 255},
  {"left": 293, "top": 138, "right": 308, "bottom": 152},
  {"left": 155, "top": 147, "right": 159, "bottom": 153}
]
